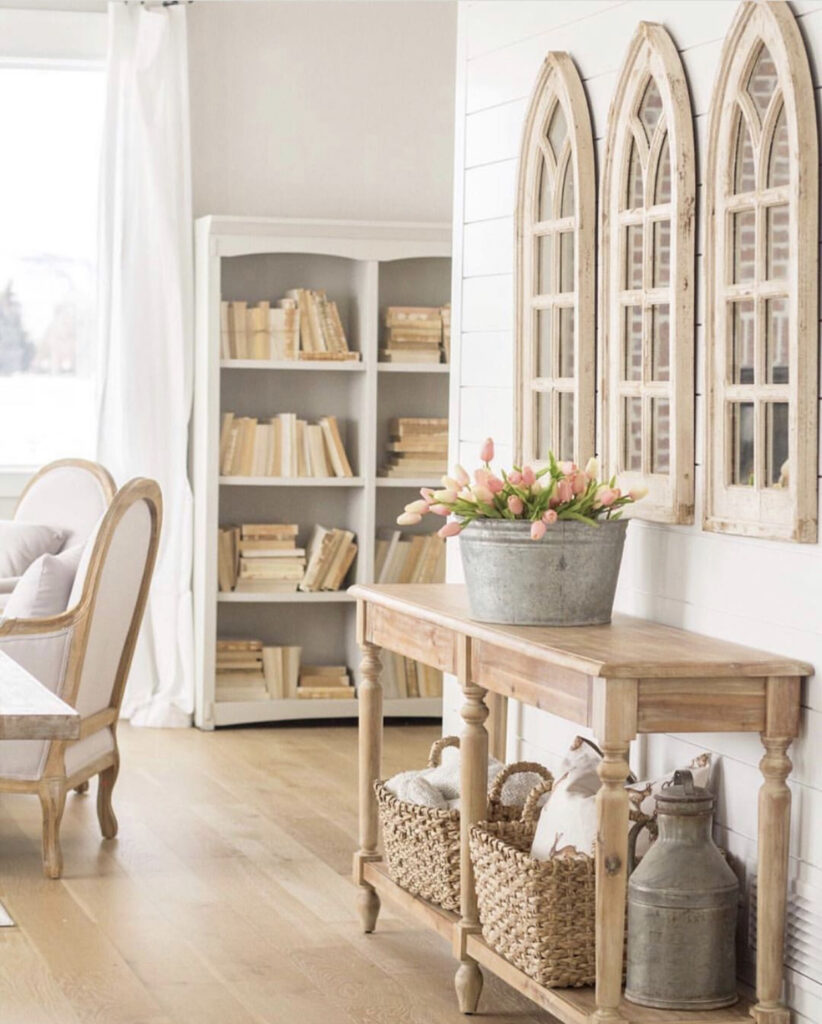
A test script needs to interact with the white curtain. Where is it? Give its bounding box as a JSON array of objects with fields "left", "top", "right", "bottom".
[{"left": 96, "top": 1, "right": 194, "bottom": 726}]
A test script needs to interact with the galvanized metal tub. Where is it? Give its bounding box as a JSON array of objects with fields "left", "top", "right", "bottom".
[{"left": 458, "top": 518, "right": 629, "bottom": 626}]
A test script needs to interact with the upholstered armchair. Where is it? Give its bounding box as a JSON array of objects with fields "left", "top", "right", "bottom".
[
  {"left": 0, "top": 478, "right": 162, "bottom": 877},
  {"left": 0, "top": 459, "right": 116, "bottom": 607}
]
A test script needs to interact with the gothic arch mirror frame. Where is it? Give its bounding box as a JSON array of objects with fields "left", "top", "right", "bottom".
[
  {"left": 514, "top": 52, "right": 596, "bottom": 467},
  {"left": 600, "top": 22, "right": 696, "bottom": 524},
  {"left": 704, "top": 1, "right": 818, "bottom": 542}
]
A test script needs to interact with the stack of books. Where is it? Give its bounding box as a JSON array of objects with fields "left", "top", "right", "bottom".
[
  {"left": 299, "top": 526, "right": 358, "bottom": 592},
  {"left": 215, "top": 641, "right": 302, "bottom": 701},
  {"left": 260, "top": 645, "right": 302, "bottom": 699},
  {"left": 374, "top": 529, "right": 445, "bottom": 699},
  {"left": 381, "top": 306, "right": 443, "bottom": 364},
  {"left": 220, "top": 290, "right": 359, "bottom": 362},
  {"left": 381, "top": 417, "right": 449, "bottom": 478},
  {"left": 217, "top": 523, "right": 306, "bottom": 593},
  {"left": 219, "top": 412, "right": 353, "bottom": 478},
  {"left": 297, "top": 665, "right": 353, "bottom": 700},
  {"left": 215, "top": 639, "right": 268, "bottom": 701}
]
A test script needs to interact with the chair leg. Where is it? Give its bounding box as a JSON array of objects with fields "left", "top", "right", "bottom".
[
  {"left": 73, "top": 781, "right": 89, "bottom": 795},
  {"left": 38, "top": 779, "right": 67, "bottom": 879},
  {"left": 97, "top": 749, "right": 119, "bottom": 840}
]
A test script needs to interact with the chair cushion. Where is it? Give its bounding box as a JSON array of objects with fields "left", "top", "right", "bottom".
[
  {"left": 67, "top": 515, "right": 104, "bottom": 609},
  {"left": 2, "top": 544, "right": 85, "bottom": 621},
  {"left": 0, "top": 522, "right": 65, "bottom": 577}
]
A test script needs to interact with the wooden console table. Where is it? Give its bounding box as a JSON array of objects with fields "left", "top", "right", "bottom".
[{"left": 350, "top": 583, "right": 810, "bottom": 1024}]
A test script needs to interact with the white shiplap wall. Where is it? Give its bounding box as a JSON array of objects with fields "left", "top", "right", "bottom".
[{"left": 445, "top": 3, "right": 822, "bottom": 1019}]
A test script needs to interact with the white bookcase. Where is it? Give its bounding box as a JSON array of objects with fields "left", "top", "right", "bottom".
[{"left": 193, "top": 216, "right": 451, "bottom": 729}]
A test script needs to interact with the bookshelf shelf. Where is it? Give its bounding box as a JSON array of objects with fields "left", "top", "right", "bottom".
[
  {"left": 219, "top": 476, "right": 365, "bottom": 488},
  {"left": 221, "top": 359, "right": 365, "bottom": 372},
  {"left": 212, "top": 696, "right": 442, "bottom": 728},
  {"left": 194, "top": 216, "right": 451, "bottom": 730},
  {"left": 376, "top": 477, "right": 443, "bottom": 489},
  {"left": 377, "top": 363, "right": 450, "bottom": 374},
  {"left": 217, "top": 591, "right": 356, "bottom": 604}
]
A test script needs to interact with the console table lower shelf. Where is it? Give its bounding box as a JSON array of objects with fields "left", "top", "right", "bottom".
[{"left": 361, "top": 860, "right": 752, "bottom": 1024}]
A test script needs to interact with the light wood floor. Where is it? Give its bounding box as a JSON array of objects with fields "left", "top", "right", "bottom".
[{"left": 0, "top": 722, "right": 555, "bottom": 1024}]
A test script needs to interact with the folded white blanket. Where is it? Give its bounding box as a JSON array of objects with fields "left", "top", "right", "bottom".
[
  {"left": 385, "top": 770, "right": 448, "bottom": 808},
  {"left": 423, "top": 744, "right": 504, "bottom": 800},
  {"left": 498, "top": 770, "right": 546, "bottom": 807}
]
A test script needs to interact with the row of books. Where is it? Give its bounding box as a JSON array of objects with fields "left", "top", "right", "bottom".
[
  {"left": 218, "top": 522, "right": 357, "bottom": 593},
  {"left": 381, "top": 305, "right": 451, "bottom": 365},
  {"left": 218, "top": 523, "right": 305, "bottom": 593},
  {"left": 380, "top": 417, "right": 448, "bottom": 478},
  {"left": 215, "top": 640, "right": 353, "bottom": 701},
  {"left": 220, "top": 290, "right": 359, "bottom": 362},
  {"left": 375, "top": 529, "right": 445, "bottom": 699},
  {"left": 219, "top": 412, "right": 353, "bottom": 478}
]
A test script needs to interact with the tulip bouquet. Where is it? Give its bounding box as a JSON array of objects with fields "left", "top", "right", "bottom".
[{"left": 397, "top": 438, "right": 646, "bottom": 540}]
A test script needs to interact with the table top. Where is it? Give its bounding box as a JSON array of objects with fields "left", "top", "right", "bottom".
[
  {"left": 0, "top": 651, "right": 80, "bottom": 740},
  {"left": 350, "top": 584, "right": 813, "bottom": 680}
]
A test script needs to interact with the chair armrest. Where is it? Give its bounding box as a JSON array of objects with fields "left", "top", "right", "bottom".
[{"left": 0, "top": 620, "right": 77, "bottom": 696}]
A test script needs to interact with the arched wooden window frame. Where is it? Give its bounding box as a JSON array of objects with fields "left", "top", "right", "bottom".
[
  {"left": 704, "top": 2, "right": 818, "bottom": 542},
  {"left": 515, "top": 52, "right": 595, "bottom": 467},
  {"left": 600, "top": 23, "right": 695, "bottom": 523}
]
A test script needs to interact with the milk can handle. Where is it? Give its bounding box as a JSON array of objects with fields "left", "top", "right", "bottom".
[{"left": 670, "top": 768, "right": 696, "bottom": 794}]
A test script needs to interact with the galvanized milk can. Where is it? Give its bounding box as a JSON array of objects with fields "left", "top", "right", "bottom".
[{"left": 625, "top": 770, "right": 739, "bottom": 1010}]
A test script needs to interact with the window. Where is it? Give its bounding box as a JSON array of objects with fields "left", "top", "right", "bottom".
[
  {"left": 600, "top": 24, "right": 695, "bottom": 523},
  {"left": 704, "top": 3, "right": 817, "bottom": 542},
  {"left": 0, "top": 60, "right": 104, "bottom": 468},
  {"left": 515, "top": 52, "right": 595, "bottom": 466}
]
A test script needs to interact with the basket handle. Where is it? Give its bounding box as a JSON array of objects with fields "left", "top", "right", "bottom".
[
  {"left": 488, "top": 761, "right": 552, "bottom": 803},
  {"left": 427, "top": 735, "right": 459, "bottom": 768},
  {"left": 521, "top": 778, "right": 554, "bottom": 823},
  {"left": 569, "top": 735, "right": 638, "bottom": 784}
]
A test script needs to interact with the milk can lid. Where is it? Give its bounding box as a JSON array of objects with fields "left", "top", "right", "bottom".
[{"left": 654, "top": 769, "right": 715, "bottom": 814}]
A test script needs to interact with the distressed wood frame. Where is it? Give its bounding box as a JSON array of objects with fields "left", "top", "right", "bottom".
[
  {"left": 514, "top": 52, "right": 596, "bottom": 468},
  {"left": 600, "top": 22, "right": 696, "bottom": 523},
  {"left": 704, "top": 1, "right": 818, "bottom": 542}
]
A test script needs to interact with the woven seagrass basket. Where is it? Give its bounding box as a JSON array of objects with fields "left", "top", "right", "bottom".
[
  {"left": 470, "top": 777, "right": 602, "bottom": 989},
  {"left": 375, "top": 736, "right": 551, "bottom": 912}
]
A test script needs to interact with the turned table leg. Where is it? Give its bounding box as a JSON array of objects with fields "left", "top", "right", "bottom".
[
  {"left": 354, "top": 638, "right": 383, "bottom": 933},
  {"left": 753, "top": 677, "right": 800, "bottom": 1024},
  {"left": 454, "top": 641, "right": 488, "bottom": 1015},
  {"left": 593, "top": 678, "right": 637, "bottom": 1024}
]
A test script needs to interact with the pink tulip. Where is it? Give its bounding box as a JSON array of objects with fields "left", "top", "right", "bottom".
[
  {"left": 507, "top": 495, "right": 524, "bottom": 515},
  {"left": 404, "top": 499, "right": 429, "bottom": 514},
  {"left": 595, "top": 486, "right": 619, "bottom": 508},
  {"left": 441, "top": 475, "right": 460, "bottom": 491},
  {"left": 530, "top": 520, "right": 546, "bottom": 540},
  {"left": 472, "top": 484, "right": 494, "bottom": 504},
  {"left": 508, "top": 470, "right": 522, "bottom": 485},
  {"left": 571, "top": 472, "right": 588, "bottom": 495},
  {"left": 521, "top": 466, "right": 536, "bottom": 487},
  {"left": 555, "top": 478, "right": 573, "bottom": 503},
  {"left": 474, "top": 467, "right": 491, "bottom": 487},
  {"left": 420, "top": 487, "right": 435, "bottom": 501},
  {"left": 559, "top": 461, "right": 577, "bottom": 475},
  {"left": 397, "top": 512, "right": 422, "bottom": 526},
  {"left": 459, "top": 486, "right": 474, "bottom": 501},
  {"left": 433, "top": 488, "right": 458, "bottom": 503},
  {"left": 438, "top": 521, "right": 462, "bottom": 538},
  {"left": 429, "top": 503, "right": 450, "bottom": 516},
  {"left": 542, "top": 508, "right": 558, "bottom": 525},
  {"left": 479, "top": 437, "right": 495, "bottom": 463},
  {"left": 453, "top": 464, "right": 470, "bottom": 487},
  {"left": 487, "top": 475, "right": 504, "bottom": 494}
]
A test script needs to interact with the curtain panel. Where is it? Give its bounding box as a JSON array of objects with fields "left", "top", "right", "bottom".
[{"left": 96, "top": 1, "right": 194, "bottom": 726}]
